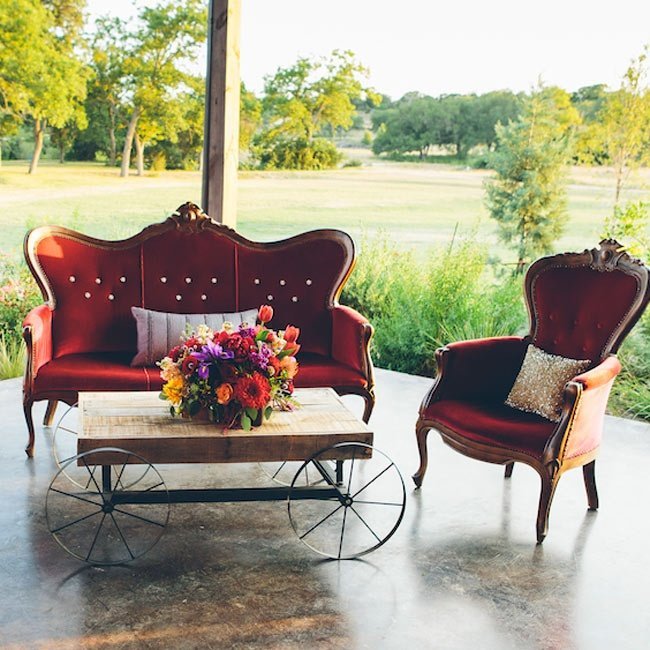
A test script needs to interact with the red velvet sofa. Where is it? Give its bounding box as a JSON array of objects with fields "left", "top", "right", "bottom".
[{"left": 22, "top": 203, "right": 374, "bottom": 456}]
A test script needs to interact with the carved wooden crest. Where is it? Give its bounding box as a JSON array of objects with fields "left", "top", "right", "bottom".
[
  {"left": 589, "top": 239, "right": 645, "bottom": 272},
  {"left": 169, "top": 202, "right": 214, "bottom": 233}
]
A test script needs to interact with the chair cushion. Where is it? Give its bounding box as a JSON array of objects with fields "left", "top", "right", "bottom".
[
  {"left": 423, "top": 399, "right": 557, "bottom": 459},
  {"left": 130, "top": 307, "right": 258, "bottom": 366},
  {"left": 505, "top": 345, "right": 589, "bottom": 421},
  {"left": 33, "top": 351, "right": 368, "bottom": 397}
]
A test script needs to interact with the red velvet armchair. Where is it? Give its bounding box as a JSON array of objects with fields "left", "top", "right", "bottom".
[
  {"left": 413, "top": 241, "right": 649, "bottom": 542},
  {"left": 22, "top": 203, "right": 374, "bottom": 456}
]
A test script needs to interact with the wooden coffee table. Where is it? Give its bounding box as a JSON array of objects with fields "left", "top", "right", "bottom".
[{"left": 46, "top": 388, "right": 406, "bottom": 565}]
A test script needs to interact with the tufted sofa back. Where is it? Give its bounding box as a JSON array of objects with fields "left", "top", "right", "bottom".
[
  {"left": 526, "top": 240, "right": 649, "bottom": 363},
  {"left": 25, "top": 204, "right": 355, "bottom": 360}
]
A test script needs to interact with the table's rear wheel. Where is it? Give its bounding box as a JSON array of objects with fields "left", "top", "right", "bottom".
[
  {"left": 46, "top": 447, "right": 169, "bottom": 565},
  {"left": 287, "top": 442, "right": 406, "bottom": 559},
  {"left": 259, "top": 460, "right": 342, "bottom": 487}
]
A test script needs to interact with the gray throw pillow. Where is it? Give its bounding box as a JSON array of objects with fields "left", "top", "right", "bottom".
[
  {"left": 505, "top": 344, "right": 590, "bottom": 422},
  {"left": 131, "top": 306, "right": 258, "bottom": 366}
]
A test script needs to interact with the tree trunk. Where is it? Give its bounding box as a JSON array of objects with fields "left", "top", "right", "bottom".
[
  {"left": 108, "top": 104, "right": 117, "bottom": 167},
  {"left": 134, "top": 133, "right": 144, "bottom": 176},
  {"left": 59, "top": 141, "right": 65, "bottom": 164},
  {"left": 120, "top": 107, "right": 141, "bottom": 177},
  {"left": 29, "top": 118, "right": 46, "bottom": 174}
]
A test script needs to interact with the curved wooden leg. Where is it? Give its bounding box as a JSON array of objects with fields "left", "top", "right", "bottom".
[
  {"left": 504, "top": 462, "right": 514, "bottom": 478},
  {"left": 361, "top": 389, "right": 375, "bottom": 424},
  {"left": 24, "top": 398, "right": 36, "bottom": 458},
  {"left": 583, "top": 460, "right": 599, "bottom": 511},
  {"left": 412, "top": 422, "right": 431, "bottom": 488},
  {"left": 536, "top": 469, "right": 559, "bottom": 544},
  {"left": 43, "top": 400, "right": 58, "bottom": 427}
]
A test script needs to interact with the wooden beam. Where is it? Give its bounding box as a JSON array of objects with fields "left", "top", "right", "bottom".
[{"left": 202, "top": 0, "right": 240, "bottom": 226}]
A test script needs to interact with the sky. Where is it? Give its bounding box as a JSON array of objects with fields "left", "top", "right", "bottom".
[{"left": 85, "top": 0, "right": 650, "bottom": 99}]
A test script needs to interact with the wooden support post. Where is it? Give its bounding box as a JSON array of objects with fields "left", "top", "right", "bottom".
[{"left": 202, "top": 0, "right": 240, "bottom": 226}]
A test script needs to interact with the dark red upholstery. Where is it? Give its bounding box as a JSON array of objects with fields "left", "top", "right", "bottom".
[
  {"left": 531, "top": 266, "right": 640, "bottom": 360},
  {"left": 424, "top": 399, "right": 556, "bottom": 459},
  {"left": 294, "top": 353, "right": 367, "bottom": 388},
  {"left": 34, "top": 235, "right": 141, "bottom": 356}
]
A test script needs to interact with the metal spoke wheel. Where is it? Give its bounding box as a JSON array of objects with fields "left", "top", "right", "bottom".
[
  {"left": 287, "top": 442, "right": 406, "bottom": 559},
  {"left": 259, "top": 459, "right": 342, "bottom": 487},
  {"left": 46, "top": 448, "right": 169, "bottom": 565},
  {"left": 52, "top": 405, "right": 148, "bottom": 490}
]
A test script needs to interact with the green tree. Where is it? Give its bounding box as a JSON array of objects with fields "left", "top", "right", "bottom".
[
  {"left": 600, "top": 48, "right": 650, "bottom": 207},
  {"left": 239, "top": 82, "right": 262, "bottom": 153},
  {"left": 0, "top": 0, "right": 88, "bottom": 172},
  {"left": 119, "top": 0, "right": 206, "bottom": 177},
  {"left": 485, "top": 86, "right": 580, "bottom": 268},
  {"left": 571, "top": 84, "right": 609, "bottom": 164},
  {"left": 257, "top": 50, "right": 377, "bottom": 169}
]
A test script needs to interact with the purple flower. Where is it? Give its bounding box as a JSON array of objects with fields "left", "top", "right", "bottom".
[
  {"left": 197, "top": 364, "right": 210, "bottom": 380},
  {"left": 250, "top": 343, "right": 272, "bottom": 370},
  {"left": 195, "top": 339, "right": 235, "bottom": 363}
]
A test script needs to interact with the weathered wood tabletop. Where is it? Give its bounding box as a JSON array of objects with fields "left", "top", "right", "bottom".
[{"left": 77, "top": 388, "right": 373, "bottom": 464}]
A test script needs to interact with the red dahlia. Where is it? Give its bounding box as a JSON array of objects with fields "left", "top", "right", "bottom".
[{"left": 234, "top": 372, "right": 271, "bottom": 409}]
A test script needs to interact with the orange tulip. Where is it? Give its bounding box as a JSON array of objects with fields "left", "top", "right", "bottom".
[
  {"left": 258, "top": 304, "right": 274, "bottom": 324},
  {"left": 280, "top": 356, "right": 299, "bottom": 379},
  {"left": 283, "top": 325, "right": 300, "bottom": 344}
]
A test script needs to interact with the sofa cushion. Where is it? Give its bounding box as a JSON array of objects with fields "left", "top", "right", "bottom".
[
  {"left": 33, "top": 351, "right": 369, "bottom": 397},
  {"left": 130, "top": 307, "right": 258, "bottom": 366},
  {"left": 34, "top": 352, "right": 159, "bottom": 394},
  {"left": 423, "top": 399, "right": 556, "bottom": 459},
  {"left": 293, "top": 352, "right": 368, "bottom": 388}
]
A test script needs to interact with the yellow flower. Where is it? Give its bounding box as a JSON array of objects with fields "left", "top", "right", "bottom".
[{"left": 162, "top": 376, "right": 185, "bottom": 405}]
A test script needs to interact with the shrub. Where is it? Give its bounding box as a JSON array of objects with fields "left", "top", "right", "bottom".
[
  {"left": 254, "top": 137, "right": 342, "bottom": 170},
  {"left": 341, "top": 235, "right": 527, "bottom": 376},
  {"left": 0, "top": 254, "right": 41, "bottom": 379}
]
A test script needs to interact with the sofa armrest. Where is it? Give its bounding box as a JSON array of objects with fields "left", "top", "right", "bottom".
[
  {"left": 330, "top": 305, "right": 374, "bottom": 387},
  {"left": 556, "top": 356, "right": 622, "bottom": 462},
  {"left": 422, "top": 336, "right": 528, "bottom": 411},
  {"left": 23, "top": 304, "right": 53, "bottom": 382}
]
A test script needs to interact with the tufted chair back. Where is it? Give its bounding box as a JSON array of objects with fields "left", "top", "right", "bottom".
[
  {"left": 25, "top": 204, "right": 355, "bottom": 359},
  {"left": 525, "top": 240, "right": 649, "bottom": 364}
]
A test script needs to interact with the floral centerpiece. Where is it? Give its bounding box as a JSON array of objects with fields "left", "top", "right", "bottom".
[{"left": 158, "top": 305, "right": 300, "bottom": 430}]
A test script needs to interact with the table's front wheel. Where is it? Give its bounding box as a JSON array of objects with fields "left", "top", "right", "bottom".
[
  {"left": 287, "top": 442, "right": 406, "bottom": 559},
  {"left": 259, "top": 459, "right": 342, "bottom": 487},
  {"left": 46, "top": 448, "right": 170, "bottom": 565}
]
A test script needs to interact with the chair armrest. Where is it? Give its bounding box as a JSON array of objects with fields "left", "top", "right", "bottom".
[
  {"left": 556, "top": 356, "right": 622, "bottom": 462},
  {"left": 22, "top": 304, "right": 53, "bottom": 381},
  {"left": 330, "top": 305, "right": 374, "bottom": 386},
  {"left": 421, "top": 336, "right": 528, "bottom": 411}
]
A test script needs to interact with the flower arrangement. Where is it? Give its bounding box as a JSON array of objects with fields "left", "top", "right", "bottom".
[{"left": 158, "top": 305, "right": 300, "bottom": 430}]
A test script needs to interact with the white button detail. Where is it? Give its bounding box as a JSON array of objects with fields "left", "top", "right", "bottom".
[
  {"left": 176, "top": 294, "right": 182, "bottom": 301},
  {"left": 120, "top": 276, "right": 126, "bottom": 283},
  {"left": 201, "top": 294, "right": 207, "bottom": 301},
  {"left": 185, "top": 277, "right": 192, "bottom": 284},
  {"left": 292, "top": 296, "right": 298, "bottom": 302},
  {"left": 108, "top": 294, "right": 115, "bottom": 301},
  {"left": 211, "top": 277, "right": 217, "bottom": 284},
  {"left": 306, "top": 279, "right": 312, "bottom": 286},
  {"left": 160, "top": 277, "right": 167, "bottom": 283},
  {"left": 84, "top": 292, "right": 91, "bottom": 299},
  {"left": 280, "top": 279, "right": 286, "bottom": 286},
  {"left": 69, "top": 275, "right": 76, "bottom": 283},
  {"left": 254, "top": 278, "right": 260, "bottom": 285},
  {"left": 95, "top": 278, "right": 102, "bottom": 284},
  {"left": 267, "top": 294, "right": 274, "bottom": 301}
]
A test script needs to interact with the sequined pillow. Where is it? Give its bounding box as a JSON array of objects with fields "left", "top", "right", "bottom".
[
  {"left": 505, "top": 345, "right": 590, "bottom": 422},
  {"left": 131, "top": 307, "right": 258, "bottom": 366}
]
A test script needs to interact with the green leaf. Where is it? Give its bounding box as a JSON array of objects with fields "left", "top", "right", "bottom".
[
  {"left": 264, "top": 406, "right": 273, "bottom": 420},
  {"left": 159, "top": 392, "right": 167, "bottom": 401},
  {"left": 241, "top": 414, "right": 251, "bottom": 431},
  {"left": 245, "top": 407, "right": 258, "bottom": 419},
  {"left": 169, "top": 405, "right": 176, "bottom": 417}
]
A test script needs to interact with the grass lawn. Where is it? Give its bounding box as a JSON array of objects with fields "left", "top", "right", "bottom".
[{"left": 0, "top": 154, "right": 648, "bottom": 261}]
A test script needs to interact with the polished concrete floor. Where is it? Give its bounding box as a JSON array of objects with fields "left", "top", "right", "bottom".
[{"left": 1, "top": 369, "right": 649, "bottom": 649}]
